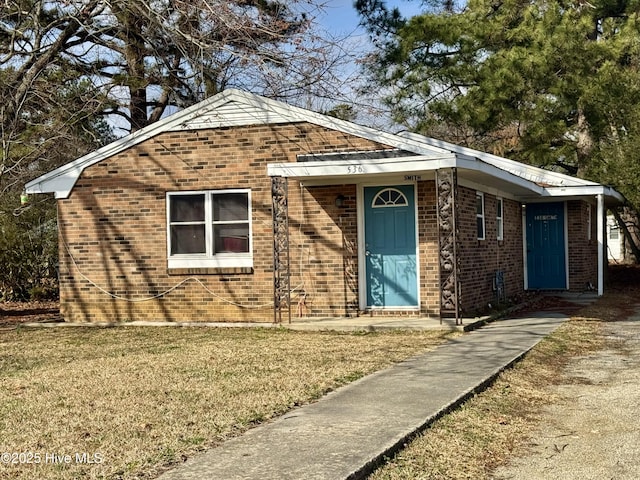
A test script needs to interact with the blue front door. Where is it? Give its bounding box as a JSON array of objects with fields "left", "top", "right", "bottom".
[
  {"left": 526, "top": 202, "right": 567, "bottom": 289},
  {"left": 364, "top": 185, "right": 418, "bottom": 307}
]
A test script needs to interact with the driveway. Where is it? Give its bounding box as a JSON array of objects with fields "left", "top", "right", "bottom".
[{"left": 492, "top": 313, "right": 640, "bottom": 479}]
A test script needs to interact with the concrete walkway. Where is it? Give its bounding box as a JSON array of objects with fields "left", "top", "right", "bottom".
[{"left": 157, "top": 312, "right": 568, "bottom": 480}]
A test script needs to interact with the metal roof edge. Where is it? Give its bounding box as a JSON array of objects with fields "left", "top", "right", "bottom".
[{"left": 25, "top": 90, "right": 245, "bottom": 197}]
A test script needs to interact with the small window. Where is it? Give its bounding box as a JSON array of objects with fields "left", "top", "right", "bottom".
[
  {"left": 372, "top": 188, "right": 408, "bottom": 208},
  {"left": 496, "top": 197, "right": 504, "bottom": 241},
  {"left": 587, "top": 204, "right": 592, "bottom": 241},
  {"left": 167, "top": 189, "right": 252, "bottom": 269},
  {"left": 476, "top": 192, "right": 485, "bottom": 240},
  {"left": 610, "top": 226, "right": 619, "bottom": 240}
]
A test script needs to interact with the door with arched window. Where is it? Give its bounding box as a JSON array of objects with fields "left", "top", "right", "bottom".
[{"left": 363, "top": 185, "right": 418, "bottom": 308}]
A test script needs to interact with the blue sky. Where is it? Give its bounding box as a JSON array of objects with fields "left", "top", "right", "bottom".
[{"left": 318, "top": 0, "right": 425, "bottom": 36}]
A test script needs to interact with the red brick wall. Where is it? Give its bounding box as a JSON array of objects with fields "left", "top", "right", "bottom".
[
  {"left": 456, "top": 186, "right": 524, "bottom": 315},
  {"left": 417, "top": 181, "right": 441, "bottom": 316},
  {"left": 58, "top": 123, "right": 389, "bottom": 323},
  {"left": 56, "top": 120, "right": 559, "bottom": 323},
  {"left": 567, "top": 200, "right": 598, "bottom": 291},
  {"left": 287, "top": 184, "right": 359, "bottom": 318}
]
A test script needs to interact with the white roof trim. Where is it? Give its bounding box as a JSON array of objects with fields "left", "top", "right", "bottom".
[
  {"left": 25, "top": 89, "right": 451, "bottom": 198},
  {"left": 268, "top": 154, "right": 546, "bottom": 196},
  {"left": 25, "top": 88, "right": 623, "bottom": 205},
  {"left": 397, "top": 131, "right": 599, "bottom": 188},
  {"left": 539, "top": 185, "right": 625, "bottom": 203}
]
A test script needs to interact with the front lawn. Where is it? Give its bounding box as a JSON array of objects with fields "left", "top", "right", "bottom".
[{"left": 0, "top": 326, "right": 451, "bottom": 479}]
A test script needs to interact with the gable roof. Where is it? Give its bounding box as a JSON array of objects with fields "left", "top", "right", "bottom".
[
  {"left": 25, "top": 89, "right": 624, "bottom": 204},
  {"left": 25, "top": 89, "right": 451, "bottom": 199}
]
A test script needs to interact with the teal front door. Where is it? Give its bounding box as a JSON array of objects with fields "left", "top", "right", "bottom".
[
  {"left": 526, "top": 202, "right": 567, "bottom": 289},
  {"left": 363, "top": 185, "right": 418, "bottom": 307}
]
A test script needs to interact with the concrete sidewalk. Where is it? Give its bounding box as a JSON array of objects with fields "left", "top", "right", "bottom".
[{"left": 157, "top": 312, "right": 567, "bottom": 480}]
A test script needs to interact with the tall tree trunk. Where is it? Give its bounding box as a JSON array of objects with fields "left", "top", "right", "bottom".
[
  {"left": 125, "top": 25, "right": 149, "bottom": 132},
  {"left": 113, "top": 4, "right": 150, "bottom": 132}
]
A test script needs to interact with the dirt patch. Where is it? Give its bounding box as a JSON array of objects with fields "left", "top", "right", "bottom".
[
  {"left": 0, "top": 301, "right": 61, "bottom": 328},
  {"left": 492, "top": 316, "right": 640, "bottom": 479}
]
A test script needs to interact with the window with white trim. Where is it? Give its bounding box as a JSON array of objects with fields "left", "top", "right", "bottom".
[
  {"left": 476, "top": 192, "right": 485, "bottom": 240},
  {"left": 167, "top": 189, "right": 252, "bottom": 269},
  {"left": 496, "top": 197, "right": 504, "bottom": 241}
]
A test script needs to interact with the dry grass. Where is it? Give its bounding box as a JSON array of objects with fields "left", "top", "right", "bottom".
[
  {"left": 369, "top": 264, "right": 640, "bottom": 480},
  {"left": 368, "top": 320, "right": 605, "bottom": 480},
  {"left": 0, "top": 326, "right": 452, "bottom": 480}
]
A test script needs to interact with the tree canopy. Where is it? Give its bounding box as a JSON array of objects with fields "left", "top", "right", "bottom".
[
  {"left": 357, "top": 0, "right": 640, "bottom": 257},
  {"left": 357, "top": 1, "right": 640, "bottom": 183},
  {"left": 0, "top": 0, "right": 358, "bottom": 299},
  {"left": 1, "top": 1, "right": 342, "bottom": 132}
]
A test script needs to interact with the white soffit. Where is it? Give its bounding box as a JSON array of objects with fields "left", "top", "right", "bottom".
[{"left": 397, "top": 131, "right": 599, "bottom": 188}]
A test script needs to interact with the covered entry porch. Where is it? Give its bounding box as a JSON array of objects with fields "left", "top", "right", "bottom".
[{"left": 267, "top": 148, "right": 546, "bottom": 325}]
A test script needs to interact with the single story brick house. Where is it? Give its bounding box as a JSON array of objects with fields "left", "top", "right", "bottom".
[{"left": 26, "top": 89, "right": 623, "bottom": 324}]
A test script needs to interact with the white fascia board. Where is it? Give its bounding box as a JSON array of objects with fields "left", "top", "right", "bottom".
[
  {"left": 220, "top": 90, "right": 453, "bottom": 157},
  {"left": 25, "top": 92, "right": 238, "bottom": 198},
  {"left": 456, "top": 155, "right": 545, "bottom": 195},
  {"left": 267, "top": 154, "right": 456, "bottom": 178},
  {"left": 398, "top": 131, "right": 598, "bottom": 188},
  {"left": 24, "top": 89, "right": 449, "bottom": 198},
  {"left": 25, "top": 171, "right": 78, "bottom": 199},
  {"left": 24, "top": 128, "right": 165, "bottom": 198},
  {"left": 268, "top": 153, "right": 545, "bottom": 195},
  {"left": 543, "top": 185, "right": 625, "bottom": 203}
]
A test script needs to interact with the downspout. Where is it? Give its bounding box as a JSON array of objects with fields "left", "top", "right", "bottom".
[{"left": 597, "top": 193, "right": 604, "bottom": 296}]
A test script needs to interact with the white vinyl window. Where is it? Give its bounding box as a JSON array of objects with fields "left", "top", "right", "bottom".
[
  {"left": 610, "top": 225, "right": 619, "bottom": 240},
  {"left": 496, "top": 197, "right": 504, "bottom": 241},
  {"left": 167, "top": 189, "right": 252, "bottom": 268},
  {"left": 476, "top": 192, "right": 485, "bottom": 240}
]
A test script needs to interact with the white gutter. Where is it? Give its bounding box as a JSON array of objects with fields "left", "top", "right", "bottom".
[
  {"left": 398, "top": 131, "right": 600, "bottom": 188},
  {"left": 523, "top": 185, "right": 626, "bottom": 204}
]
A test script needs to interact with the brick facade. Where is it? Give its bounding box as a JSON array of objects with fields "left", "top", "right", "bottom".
[
  {"left": 416, "top": 181, "right": 441, "bottom": 316},
  {"left": 55, "top": 120, "right": 600, "bottom": 323},
  {"left": 288, "top": 184, "right": 360, "bottom": 318},
  {"left": 58, "top": 123, "right": 388, "bottom": 322},
  {"left": 567, "top": 200, "right": 598, "bottom": 291},
  {"left": 456, "top": 186, "right": 525, "bottom": 315}
]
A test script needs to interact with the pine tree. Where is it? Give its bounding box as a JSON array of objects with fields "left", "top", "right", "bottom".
[{"left": 358, "top": 0, "right": 640, "bottom": 260}]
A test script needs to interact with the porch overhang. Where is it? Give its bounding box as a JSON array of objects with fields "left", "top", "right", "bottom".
[
  {"left": 266, "top": 153, "right": 546, "bottom": 198},
  {"left": 521, "top": 185, "right": 625, "bottom": 206}
]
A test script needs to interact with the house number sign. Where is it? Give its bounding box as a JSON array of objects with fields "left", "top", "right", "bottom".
[{"left": 346, "top": 165, "right": 365, "bottom": 174}]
